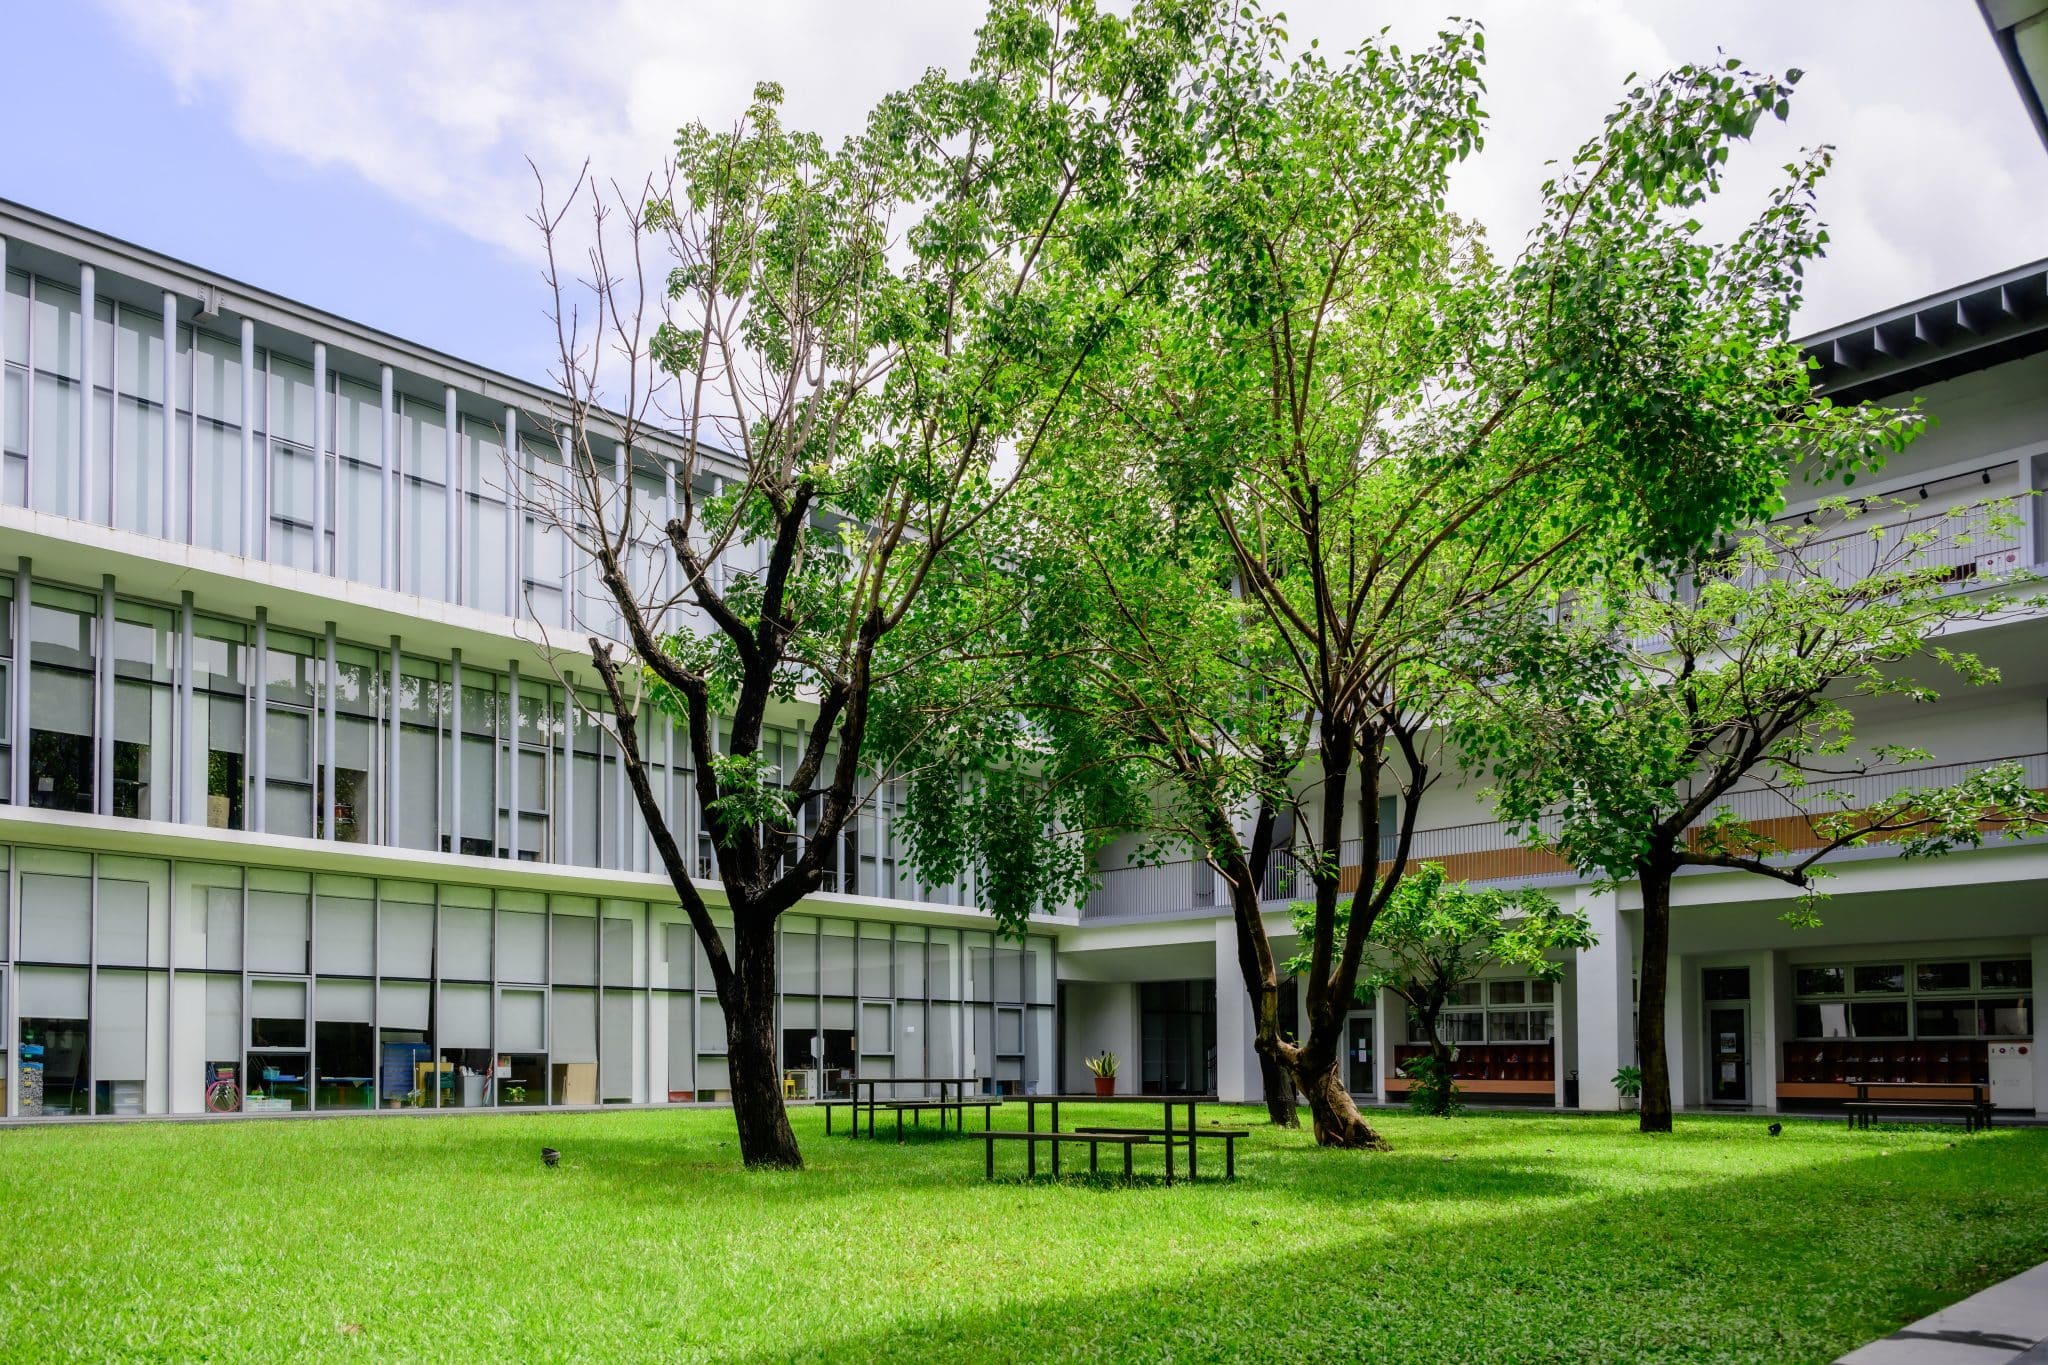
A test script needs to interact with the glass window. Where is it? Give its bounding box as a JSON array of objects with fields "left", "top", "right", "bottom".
[
  {"left": 379, "top": 898, "right": 434, "bottom": 978},
  {"left": 397, "top": 659, "right": 443, "bottom": 853},
  {"left": 334, "top": 379, "right": 383, "bottom": 585},
  {"left": 113, "top": 601, "right": 176, "bottom": 823},
  {"left": 1980, "top": 959, "right": 2033, "bottom": 991},
  {"left": 28, "top": 588, "right": 96, "bottom": 813},
  {"left": 1853, "top": 964, "right": 1906, "bottom": 995},
  {"left": 19, "top": 966, "right": 91, "bottom": 1115},
  {"left": 1914, "top": 999, "right": 1976, "bottom": 1038},
  {"left": 1486, "top": 979, "right": 1524, "bottom": 1007},
  {"left": 247, "top": 886, "right": 310, "bottom": 975},
  {"left": 1701, "top": 967, "right": 1750, "bottom": 1002},
  {"left": 1794, "top": 1002, "right": 1850, "bottom": 1039},
  {"left": 1980, "top": 998, "right": 2031, "bottom": 1038},
  {"left": 1793, "top": 965, "right": 1845, "bottom": 997},
  {"left": 1847, "top": 1001, "right": 1908, "bottom": 1037},
  {"left": 20, "top": 870, "right": 92, "bottom": 963},
  {"left": 195, "top": 619, "right": 248, "bottom": 831},
  {"left": 250, "top": 978, "right": 308, "bottom": 1048},
  {"left": 1914, "top": 962, "right": 1971, "bottom": 993},
  {"left": 399, "top": 398, "right": 448, "bottom": 600}
]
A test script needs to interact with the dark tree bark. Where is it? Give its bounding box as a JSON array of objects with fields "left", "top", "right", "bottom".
[
  {"left": 1258, "top": 1053, "right": 1299, "bottom": 1125},
  {"left": 1292, "top": 1039, "right": 1389, "bottom": 1149},
  {"left": 1635, "top": 861, "right": 1675, "bottom": 1134},
  {"left": 726, "top": 919, "right": 800, "bottom": 1167}
]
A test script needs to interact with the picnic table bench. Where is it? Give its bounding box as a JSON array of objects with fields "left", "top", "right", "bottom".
[
  {"left": 825, "top": 1077, "right": 991, "bottom": 1137},
  {"left": 1842, "top": 1081, "right": 1994, "bottom": 1133},
  {"left": 1072, "top": 1125, "right": 1248, "bottom": 1181},
  {"left": 991, "top": 1094, "right": 1238, "bottom": 1182},
  {"left": 983, "top": 1129, "right": 1157, "bottom": 1181}
]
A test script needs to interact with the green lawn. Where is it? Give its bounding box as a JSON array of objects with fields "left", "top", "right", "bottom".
[{"left": 1, "top": 1106, "right": 2042, "bottom": 1363}]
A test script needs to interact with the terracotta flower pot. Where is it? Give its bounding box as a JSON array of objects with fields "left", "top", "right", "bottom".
[{"left": 1093, "top": 1075, "right": 1116, "bottom": 1097}]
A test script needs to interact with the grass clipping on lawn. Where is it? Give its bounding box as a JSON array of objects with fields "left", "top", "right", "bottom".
[{"left": 0, "top": 1106, "right": 2041, "bottom": 1362}]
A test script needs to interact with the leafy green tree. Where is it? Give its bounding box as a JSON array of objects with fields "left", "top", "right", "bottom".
[
  {"left": 526, "top": 1, "right": 1212, "bottom": 1169},
  {"left": 957, "top": 14, "right": 1888, "bottom": 1148},
  {"left": 1285, "top": 865, "right": 1593, "bottom": 1117},
  {"left": 1460, "top": 497, "right": 2048, "bottom": 1133}
]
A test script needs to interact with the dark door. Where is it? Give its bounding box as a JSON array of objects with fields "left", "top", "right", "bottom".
[
  {"left": 1346, "top": 1014, "right": 1374, "bottom": 1095},
  {"left": 1708, "top": 1005, "right": 1748, "bottom": 1104}
]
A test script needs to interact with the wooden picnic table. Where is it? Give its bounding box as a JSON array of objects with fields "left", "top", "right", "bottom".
[
  {"left": 1020, "top": 1094, "right": 1218, "bottom": 1182},
  {"left": 839, "top": 1076, "right": 982, "bottom": 1137}
]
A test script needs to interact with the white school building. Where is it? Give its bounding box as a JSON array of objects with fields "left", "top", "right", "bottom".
[{"left": 0, "top": 196, "right": 2042, "bottom": 1124}]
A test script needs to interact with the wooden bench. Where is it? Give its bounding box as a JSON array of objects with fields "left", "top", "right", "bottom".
[
  {"left": 983, "top": 1129, "right": 1156, "bottom": 1181},
  {"left": 1844, "top": 1100, "right": 1993, "bottom": 1132},
  {"left": 1073, "top": 1125, "right": 1248, "bottom": 1181},
  {"left": 880, "top": 1098, "right": 1004, "bottom": 1143}
]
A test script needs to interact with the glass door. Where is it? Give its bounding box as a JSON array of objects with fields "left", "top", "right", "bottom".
[
  {"left": 1707, "top": 1004, "right": 1749, "bottom": 1104},
  {"left": 1346, "top": 1013, "right": 1375, "bottom": 1095}
]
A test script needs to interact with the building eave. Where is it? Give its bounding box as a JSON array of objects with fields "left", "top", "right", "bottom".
[{"left": 1798, "top": 256, "right": 2048, "bottom": 404}]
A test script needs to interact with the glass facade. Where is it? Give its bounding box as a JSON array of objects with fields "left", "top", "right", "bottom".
[
  {"left": 1792, "top": 957, "right": 2033, "bottom": 1041},
  {"left": 0, "top": 262, "right": 686, "bottom": 636},
  {"left": 0, "top": 561, "right": 956, "bottom": 897},
  {"left": 0, "top": 842, "right": 1054, "bottom": 1118}
]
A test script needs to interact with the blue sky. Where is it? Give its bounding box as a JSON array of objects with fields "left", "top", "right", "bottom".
[{"left": 6, "top": 1, "right": 2045, "bottom": 393}]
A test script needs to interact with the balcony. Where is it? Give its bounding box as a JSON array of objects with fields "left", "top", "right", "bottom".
[{"left": 1078, "top": 752, "right": 2048, "bottom": 923}]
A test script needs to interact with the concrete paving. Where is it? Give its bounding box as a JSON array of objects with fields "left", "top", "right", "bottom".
[{"left": 1838, "top": 1261, "right": 2048, "bottom": 1364}]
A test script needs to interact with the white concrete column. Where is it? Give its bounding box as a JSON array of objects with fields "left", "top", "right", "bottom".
[
  {"left": 1752, "top": 949, "right": 1781, "bottom": 1111},
  {"left": 1574, "top": 887, "right": 1636, "bottom": 1110},
  {"left": 239, "top": 319, "right": 257, "bottom": 557},
  {"left": 0, "top": 239, "right": 8, "bottom": 484},
  {"left": 1553, "top": 964, "right": 1573, "bottom": 1108},
  {"left": 444, "top": 386, "right": 460, "bottom": 604},
  {"left": 160, "top": 292, "right": 177, "bottom": 539},
  {"left": 78, "top": 263, "right": 95, "bottom": 521},
  {"left": 1214, "top": 919, "right": 1262, "bottom": 1104},
  {"left": 379, "top": 366, "right": 395, "bottom": 590},
  {"left": 1374, "top": 985, "right": 1399, "bottom": 1104},
  {"left": 2032, "top": 935, "right": 2048, "bottom": 1117},
  {"left": 1667, "top": 951, "right": 1694, "bottom": 1110},
  {"left": 385, "top": 635, "right": 403, "bottom": 847},
  {"left": 311, "top": 343, "right": 327, "bottom": 573},
  {"left": 504, "top": 405, "right": 521, "bottom": 617}
]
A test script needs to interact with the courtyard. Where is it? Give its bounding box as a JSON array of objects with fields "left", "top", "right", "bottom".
[{"left": 2, "top": 1108, "right": 2042, "bottom": 1361}]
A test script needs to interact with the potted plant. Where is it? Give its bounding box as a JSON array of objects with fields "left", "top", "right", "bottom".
[
  {"left": 1086, "top": 1051, "right": 1119, "bottom": 1097},
  {"left": 1611, "top": 1065, "right": 1643, "bottom": 1112}
]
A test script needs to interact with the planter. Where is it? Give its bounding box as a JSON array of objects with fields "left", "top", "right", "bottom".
[
  {"left": 1618, "top": 1096, "right": 1640, "bottom": 1112},
  {"left": 1093, "top": 1076, "right": 1116, "bottom": 1097}
]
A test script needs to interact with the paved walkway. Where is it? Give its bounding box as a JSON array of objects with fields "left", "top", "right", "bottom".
[{"left": 1838, "top": 1261, "right": 2048, "bottom": 1363}]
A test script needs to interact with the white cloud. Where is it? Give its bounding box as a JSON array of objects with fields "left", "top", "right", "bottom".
[{"left": 104, "top": 0, "right": 2048, "bottom": 327}]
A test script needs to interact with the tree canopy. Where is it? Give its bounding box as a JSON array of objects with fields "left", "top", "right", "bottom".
[{"left": 1457, "top": 496, "right": 2048, "bottom": 1130}]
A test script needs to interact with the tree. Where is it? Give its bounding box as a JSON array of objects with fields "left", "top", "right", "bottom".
[
  {"left": 521, "top": 1, "right": 1210, "bottom": 1168},
  {"left": 965, "top": 16, "right": 1868, "bottom": 1148},
  {"left": 1285, "top": 864, "right": 1593, "bottom": 1116},
  {"left": 1460, "top": 496, "right": 2048, "bottom": 1133}
]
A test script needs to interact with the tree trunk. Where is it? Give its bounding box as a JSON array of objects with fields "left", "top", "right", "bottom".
[
  {"left": 1428, "top": 1037, "right": 1457, "bottom": 1117},
  {"left": 1258, "top": 1052, "right": 1300, "bottom": 1127},
  {"left": 1636, "top": 866, "right": 1674, "bottom": 1135},
  {"left": 725, "top": 919, "right": 802, "bottom": 1169},
  {"left": 1292, "top": 1045, "right": 1389, "bottom": 1149}
]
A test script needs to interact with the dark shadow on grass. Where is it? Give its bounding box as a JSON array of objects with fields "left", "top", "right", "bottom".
[{"left": 736, "top": 1130, "right": 2048, "bottom": 1364}]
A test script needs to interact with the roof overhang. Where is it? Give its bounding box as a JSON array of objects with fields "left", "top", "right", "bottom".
[
  {"left": 1799, "top": 256, "right": 2048, "bottom": 404},
  {"left": 1980, "top": 0, "right": 2048, "bottom": 150}
]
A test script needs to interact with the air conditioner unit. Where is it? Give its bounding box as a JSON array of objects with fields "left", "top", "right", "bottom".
[{"left": 1975, "top": 548, "right": 2024, "bottom": 578}]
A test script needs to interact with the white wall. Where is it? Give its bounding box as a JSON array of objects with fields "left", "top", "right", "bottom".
[{"left": 1060, "top": 980, "right": 1141, "bottom": 1096}]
